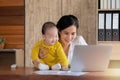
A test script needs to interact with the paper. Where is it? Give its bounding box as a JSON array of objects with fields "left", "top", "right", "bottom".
[{"left": 34, "top": 70, "right": 87, "bottom": 76}]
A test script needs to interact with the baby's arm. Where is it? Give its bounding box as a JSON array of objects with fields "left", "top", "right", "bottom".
[
  {"left": 32, "top": 59, "right": 40, "bottom": 69},
  {"left": 51, "top": 63, "right": 69, "bottom": 71},
  {"left": 33, "top": 59, "right": 49, "bottom": 70}
]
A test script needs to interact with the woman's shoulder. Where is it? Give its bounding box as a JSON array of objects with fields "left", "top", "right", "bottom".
[
  {"left": 76, "top": 35, "right": 84, "bottom": 39},
  {"left": 73, "top": 35, "right": 84, "bottom": 42},
  {"left": 72, "top": 35, "right": 87, "bottom": 45}
]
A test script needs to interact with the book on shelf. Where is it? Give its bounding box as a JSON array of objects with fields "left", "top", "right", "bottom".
[
  {"left": 112, "top": 13, "right": 119, "bottom": 41},
  {"left": 105, "top": 13, "right": 112, "bottom": 41},
  {"left": 98, "top": 13, "right": 105, "bottom": 41}
]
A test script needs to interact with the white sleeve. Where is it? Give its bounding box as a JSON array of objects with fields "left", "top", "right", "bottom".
[
  {"left": 72, "top": 36, "right": 88, "bottom": 45},
  {"left": 68, "top": 36, "right": 87, "bottom": 63},
  {"left": 77, "top": 36, "right": 88, "bottom": 45}
]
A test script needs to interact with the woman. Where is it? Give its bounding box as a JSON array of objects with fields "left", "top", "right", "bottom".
[{"left": 39, "top": 15, "right": 87, "bottom": 64}]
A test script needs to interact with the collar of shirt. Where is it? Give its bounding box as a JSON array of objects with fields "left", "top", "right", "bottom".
[{"left": 41, "top": 40, "right": 55, "bottom": 50}]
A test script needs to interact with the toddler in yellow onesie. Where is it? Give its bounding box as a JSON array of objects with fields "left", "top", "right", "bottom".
[{"left": 31, "top": 22, "right": 69, "bottom": 70}]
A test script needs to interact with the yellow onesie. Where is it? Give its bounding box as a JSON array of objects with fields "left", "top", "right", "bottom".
[{"left": 31, "top": 40, "right": 69, "bottom": 67}]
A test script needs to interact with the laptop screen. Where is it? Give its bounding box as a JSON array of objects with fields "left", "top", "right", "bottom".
[{"left": 70, "top": 45, "right": 112, "bottom": 72}]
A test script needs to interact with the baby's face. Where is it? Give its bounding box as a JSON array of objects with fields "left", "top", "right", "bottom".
[{"left": 44, "top": 27, "right": 58, "bottom": 46}]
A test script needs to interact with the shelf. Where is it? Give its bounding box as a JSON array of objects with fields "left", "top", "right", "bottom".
[
  {"left": 98, "top": 9, "right": 120, "bottom": 12},
  {"left": 98, "top": 41, "right": 120, "bottom": 43},
  {"left": 97, "top": 41, "right": 120, "bottom": 60}
]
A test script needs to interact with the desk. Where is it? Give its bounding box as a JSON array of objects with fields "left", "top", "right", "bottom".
[{"left": 0, "top": 67, "right": 120, "bottom": 80}]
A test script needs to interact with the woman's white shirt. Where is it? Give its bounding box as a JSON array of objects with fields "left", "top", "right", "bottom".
[{"left": 67, "top": 36, "right": 88, "bottom": 64}]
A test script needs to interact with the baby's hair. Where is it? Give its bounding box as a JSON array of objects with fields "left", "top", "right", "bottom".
[{"left": 42, "top": 21, "right": 56, "bottom": 35}]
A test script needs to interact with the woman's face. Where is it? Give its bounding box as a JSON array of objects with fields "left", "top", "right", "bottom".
[{"left": 59, "top": 25, "right": 77, "bottom": 45}]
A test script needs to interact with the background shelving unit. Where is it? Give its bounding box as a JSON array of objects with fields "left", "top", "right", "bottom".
[{"left": 97, "top": 0, "right": 120, "bottom": 68}]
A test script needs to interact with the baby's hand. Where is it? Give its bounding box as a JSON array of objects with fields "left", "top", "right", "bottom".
[
  {"left": 62, "top": 66, "right": 69, "bottom": 71},
  {"left": 51, "top": 63, "right": 61, "bottom": 70}
]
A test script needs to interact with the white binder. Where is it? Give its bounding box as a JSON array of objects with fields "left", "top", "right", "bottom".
[
  {"left": 104, "top": 0, "right": 108, "bottom": 9},
  {"left": 113, "top": 13, "right": 119, "bottom": 29},
  {"left": 116, "top": 0, "right": 120, "bottom": 9},
  {"left": 105, "top": 13, "right": 112, "bottom": 41},
  {"left": 112, "top": 0, "right": 116, "bottom": 9},
  {"left": 98, "top": 13, "right": 105, "bottom": 41},
  {"left": 112, "top": 13, "right": 119, "bottom": 41},
  {"left": 100, "top": 0, "right": 104, "bottom": 9},
  {"left": 99, "top": 13, "right": 105, "bottom": 30},
  {"left": 107, "top": 0, "right": 111, "bottom": 9},
  {"left": 106, "top": 13, "right": 112, "bottom": 30}
]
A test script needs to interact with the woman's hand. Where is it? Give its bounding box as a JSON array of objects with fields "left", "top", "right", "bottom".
[
  {"left": 38, "top": 47, "right": 48, "bottom": 59},
  {"left": 62, "top": 66, "right": 69, "bottom": 71}
]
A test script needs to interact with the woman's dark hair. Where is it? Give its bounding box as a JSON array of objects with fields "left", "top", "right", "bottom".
[
  {"left": 42, "top": 21, "right": 56, "bottom": 35},
  {"left": 56, "top": 15, "right": 79, "bottom": 32}
]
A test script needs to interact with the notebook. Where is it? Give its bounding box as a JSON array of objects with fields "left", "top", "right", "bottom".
[{"left": 70, "top": 45, "right": 112, "bottom": 72}]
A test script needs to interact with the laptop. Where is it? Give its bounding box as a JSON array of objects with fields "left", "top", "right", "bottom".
[{"left": 70, "top": 45, "right": 112, "bottom": 72}]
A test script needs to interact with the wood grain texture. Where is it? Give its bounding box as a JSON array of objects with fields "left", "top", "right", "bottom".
[
  {"left": 5, "top": 44, "right": 24, "bottom": 49},
  {"left": 0, "top": 6, "right": 24, "bottom": 16},
  {"left": 98, "top": 41, "right": 120, "bottom": 60},
  {"left": 0, "top": 67, "right": 120, "bottom": 80},
  {"left": 0, "top": 26, "right": 24, "bottom": 35},
  {"left": 0, "top": 0, "right": 24, "bottom": 6},
  {"left": 3, "top": 35, "right": 24, "bottom": 44},
  {"left": 0, "top": 16, "right": 24, "bottom": 25},
  {"left": 62, "top": 0, "right": 97, "bottom": 44},
  {"left": 0, "top": 34, "right": 24, "bottom": 49},
  {"left": 0, "top": 0, "right": 24, "bottom": 50}
]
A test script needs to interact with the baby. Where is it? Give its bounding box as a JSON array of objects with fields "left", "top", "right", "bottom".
[{"left": 31, "top": 21, "right": 69, "bottom": 70}]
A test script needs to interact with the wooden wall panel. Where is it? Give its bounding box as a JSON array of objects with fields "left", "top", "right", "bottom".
[
  {"left": 0, "top": 16, "right": 24, "bottom": 25},
  {"left": 98, "top": 42, "right": 120, "bottom": 60},
  {"left": 5, "top": 44, "right": 24, "bottom": 49},
  {"left": 80, "top": 0, "right": 97, "bottom": 44},
  {"left": 0, "top": 0, "right": 24, "bottom": 49},
  {"left": 0, "top": 6, "right": 24, "bottom": 16},
  {"left": 62, "top": 0, "right": 97, "bottom": 44},
  {"left": 0, "top": 26, "right": 24, "bottom": 35},
  {"left": 0, "top": 0, "right": 24, "bottom": 6},
  {"left": 0, "top": 34, "right": 24, "bottom": 49},
  {"left": 3, "top": 35, "right": 24, "bottom": 44}
]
